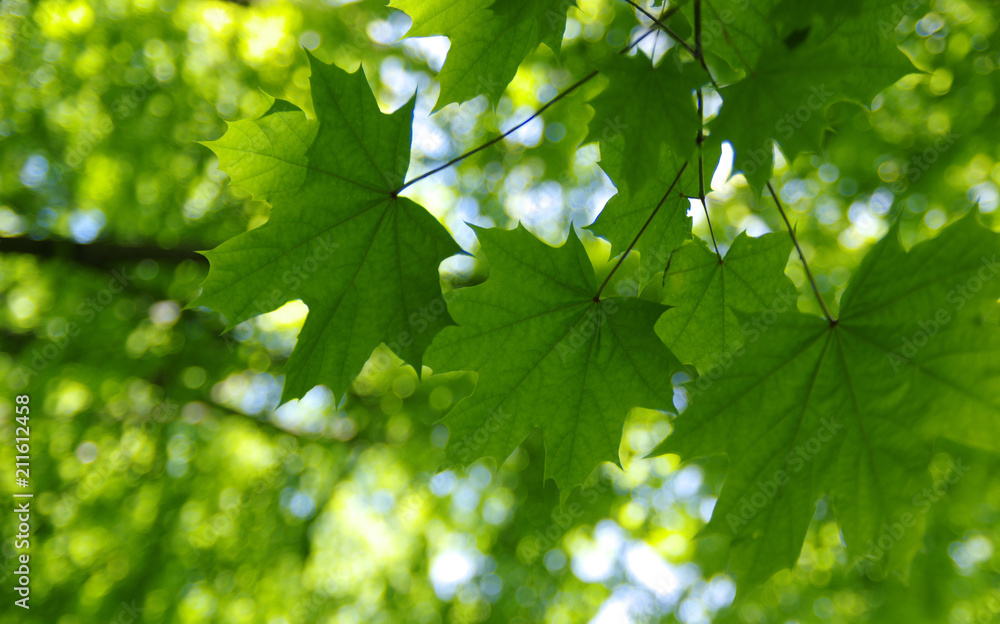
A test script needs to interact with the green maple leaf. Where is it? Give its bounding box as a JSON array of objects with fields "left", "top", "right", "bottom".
[
  {"left": 652, "top": 213, "right": 1000, "bottom": 588},
  {"left": 586, "top": 53, "right": 703, "bottom": 195},
  {"left": 194, "top": 54, "right": 460, "bottom": 400},
  {"left": 426, "top": 225, "right": 682, "bottom": 489},
  {"left": 656, "top": 231, "right": 794, "bottom": 372},
  {"left": 390, "top": 0, "right": 567, "bottom": 109},
  {"left": 839, "top": 214, "right": 1000, "bottom": 451},
  {"left": 706, "top": 0, "right": 918, "bottom": 191}
]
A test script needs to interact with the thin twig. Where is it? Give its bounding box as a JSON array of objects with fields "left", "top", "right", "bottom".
[
  {"left": 397, "top": 70, "right": 600, "bottom": 194},
  {"left": 622, "top": 25, "right": 658, "bottom": 54},
  {"left": 767, "top": 181, "right": 836, "bottom": 326},
  {"left": 622, "top": 0, "right": 697, "bottom": 55},
  {"left": 622, "top": 0, "right": 718, "bottom": 88},
  {"left": 622, "top": 6, "right": 682, "bottom": 55},
  {"left": 695, "top": 0, "right": 703, "bottom": 57},
  {"left": 595, "top": 162, "right": 689, "bottom": 300},
  {"left": 696, "top": 89, "right": 721, "bottom": 261},
  {"left": 695, "top": 0, "right": 719, "bottom": 258},
  {"left": 399, "top": 3, "right": 708, "bottom": 194}
]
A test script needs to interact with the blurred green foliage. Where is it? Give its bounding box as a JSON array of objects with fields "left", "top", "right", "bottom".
[{"left": 1, "top": 0, "right": 999, "bottom": 623}]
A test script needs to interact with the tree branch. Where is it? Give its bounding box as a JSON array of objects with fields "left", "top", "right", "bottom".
[{"left": 0, "top": 237, "right": 207, "bottom": 270}]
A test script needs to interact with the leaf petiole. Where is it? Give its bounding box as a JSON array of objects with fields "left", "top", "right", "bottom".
[
  {"left": 767, "top": 180, "right": 837, "bottom": 326},
  {"left": 595, "top": 161, "right": 689, "bottom": 301}
]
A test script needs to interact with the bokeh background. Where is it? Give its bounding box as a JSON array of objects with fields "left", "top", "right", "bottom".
[{"left": 1, "top": 0, "right": 1000, "bottom": 622}]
